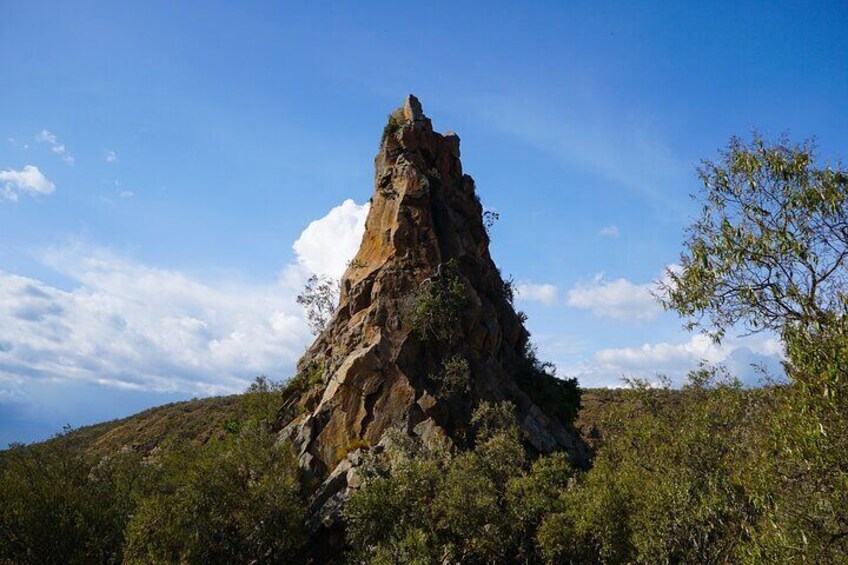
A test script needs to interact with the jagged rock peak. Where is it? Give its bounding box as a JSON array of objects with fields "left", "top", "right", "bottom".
[
  {"left": 277, "top": 96, "right": 584, "bottom": 552},
  {"left": 403, "top": 93, "right": 424, "bottom": 122}
]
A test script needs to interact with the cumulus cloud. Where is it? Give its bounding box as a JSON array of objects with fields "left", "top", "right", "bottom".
[
  {"left": 566, "top": 272, "right": 661, "bottom": 321},
  {"left": 0, "top": 251, "right": 311, "bottom": 398},
  {"left": 516, "top": 282, "right": 558, "bottom": 305},
  {"left": 599, "top": 225, "right": 620, "bottom": 237},
  {"left": 0, "top": 199, "right": 371, "bottom": 404},
  {"left": 571, "top": 333, "right": 785, "bottom": 387},
  {"left": 0, "top": 165, "right": 55, "bottom": 201},
  {"left": 292, "top": 199, "right": 369, "bottom": 279},
  {"left": 35, "top": 129, "right": 74, "bottom": 165}
]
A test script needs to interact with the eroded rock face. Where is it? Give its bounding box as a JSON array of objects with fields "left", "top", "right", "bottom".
[{"left": 279, "top": 95, "right": 584, "bottom": 541}]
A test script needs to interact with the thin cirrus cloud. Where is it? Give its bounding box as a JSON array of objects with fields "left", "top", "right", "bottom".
[
  {"left": 0, "top": 199, "right": 370, "bottom": 403},
  {"left": 566, "top": 272, "right": 662, "bottom": 322},
  {"left": 0, "top": 165, "right": 54, "bottom": 201},
  {"left": 515, "top": 282, "right": 558, "bottom": 305},
  {"left": 35, "top": 129, "right": 75, "bottom": 165},
  {"left": 465, "top": 91, "right": 689, "bottom": 213}
]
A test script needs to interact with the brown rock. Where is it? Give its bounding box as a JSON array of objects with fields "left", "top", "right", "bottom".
[{"left": 280, "top": 95, "right": 586, "bottom": 552}]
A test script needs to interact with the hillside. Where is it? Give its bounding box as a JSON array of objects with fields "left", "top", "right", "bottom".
[{"left": 30, "top": 389, "right": 621, "bottom": 458}]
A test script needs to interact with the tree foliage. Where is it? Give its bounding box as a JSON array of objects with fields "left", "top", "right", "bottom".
[
  {"left": 662, "top": 134, "right": 848, "bottom": 340},
  {"left": 345, "top": 402, "right": 547, "bottom": 564},
  {"left": 659, "top": 134, "right": 848, "bottom": 562},
  {"left": 297, "top": 274, "right": 339, "bottom": 335},
  {"left": 123, "top": 428, "right": 305, "bottom": 564},
  {"left": 0, "top": 427, "right": 143, "bottom": 564}
]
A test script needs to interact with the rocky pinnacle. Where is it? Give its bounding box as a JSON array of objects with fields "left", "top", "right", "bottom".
[{"left": 277, "top": 95, "right": 584, "bottom": 544}]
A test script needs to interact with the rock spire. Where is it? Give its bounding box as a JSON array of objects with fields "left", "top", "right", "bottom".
[{"left": 277, "top": 95, "right": 584, "bottom": 546}]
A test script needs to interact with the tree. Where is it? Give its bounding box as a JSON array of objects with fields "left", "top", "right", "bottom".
[
  {"left": 660, "top": 134, "right": 848, "bottom": 561},
  {"left": 297, "top": 274, "right": 338, "bottom": 335},
  {"left": 661, "top": 134, "right": 848, "bottom": 340}
]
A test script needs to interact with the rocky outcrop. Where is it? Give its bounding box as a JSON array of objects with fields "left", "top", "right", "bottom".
[{"left": 277, "top": 95, "right": 585, "bottom": 549}]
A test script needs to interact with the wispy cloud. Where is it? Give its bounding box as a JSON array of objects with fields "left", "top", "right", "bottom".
[
  {"left": 105, "top": 150, "right": 117, "bottom": 162},
  {"left": 7, "top": 137, "right": 29, "bottom": 150},
  {"left": 599, "top": 225, "right": 620, "bottom": 237},
  {"left": 35, "top": 129, "right": 74, "bottom": 165},
  {"left": 0, "top": 165, "right": 54, "bottom": 201},
  {"left": 465, "top": 92, "right": 689, "bottom": 213}
]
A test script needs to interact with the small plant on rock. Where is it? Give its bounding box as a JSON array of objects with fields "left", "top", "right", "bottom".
[
  {"left": 432, "top": 355, "right": 471, "bottom": 397},
  {"left": 410, "top": 259, "right": 469, "bottom": 343}
]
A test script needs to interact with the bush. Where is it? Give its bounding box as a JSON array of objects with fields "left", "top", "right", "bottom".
[
  {"left": 410, "top": 259, "right": 469, "bottom": 344},
  {"left": 536, "top": 369, "right": 778, "bottom": 564},
  {"left": 382, "top": 108, "right": 406, "bottom": 140},
  {"left": 432, "top": 354, "right": 471, "bottom": 398},
  {"left": 123, "top": 426, "right": 306, "bottom": 564},
  {"left": 0, "top": 427, "right": 143, "bottom": 564},
  {"left": 346, "top": 402, "right": 577, "bottom": 564},
  {"left": 0, "top": 383, "right": 310, "bottom": 565}
]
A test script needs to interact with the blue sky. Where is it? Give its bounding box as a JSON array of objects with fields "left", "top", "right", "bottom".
[{"left": 1, "top": 1, "right": 846, "bottom": 445}]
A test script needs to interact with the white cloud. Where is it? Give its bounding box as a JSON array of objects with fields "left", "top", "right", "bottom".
[
  {"left": 516, "top": 282, "right": 558, "bottom": 305},
  {"left": 566, "top": 272, "right": 660, "bottom": 321},
  {"left": 35, "top": 130, "right": 56, "bottom": 144},
  {"left": 105, "top": 150, "right": 117, "bottom": 162},
  {"left": 292, "top": 199, "right": 369, "bottom": 279},
  {"left": 599, "top": 225, "right": 620, "bottom": 237},
  {"left": 0, "top": 199, "right": 371, "bottom": 400},
  {"left": 35, "top": 129, "right": 74, "bottom": 165},
  {"left": 0, "top": 165, "right": 55, "bottom": 201},
  {"left": 0, "top": 248, "right": 313, "bottom": 397},
  {"left": 118, "top": 191, "right": 134, "bottom": 199},
  {"left": 570, "top": 333, "right": 785, "bottom": 387}
]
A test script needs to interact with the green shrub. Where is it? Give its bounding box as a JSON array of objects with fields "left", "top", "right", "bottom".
[
  {"left": 432, "top": 354, "right": 471, "bottom": 397},
  {"left": 0, "top": 427, "right": 144, "bottom": 565},
  {"left": 123, "top": 426, "right": 306, "bottom": 564},
  {"left": 346, "top": 402, "right": 577, "bottom": 564},
  {"left": 410, "top": 259, "right": 469, "bottom": 344},
  {"left": 382, "top": 108, "right": 406, "bottom": 140}
]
